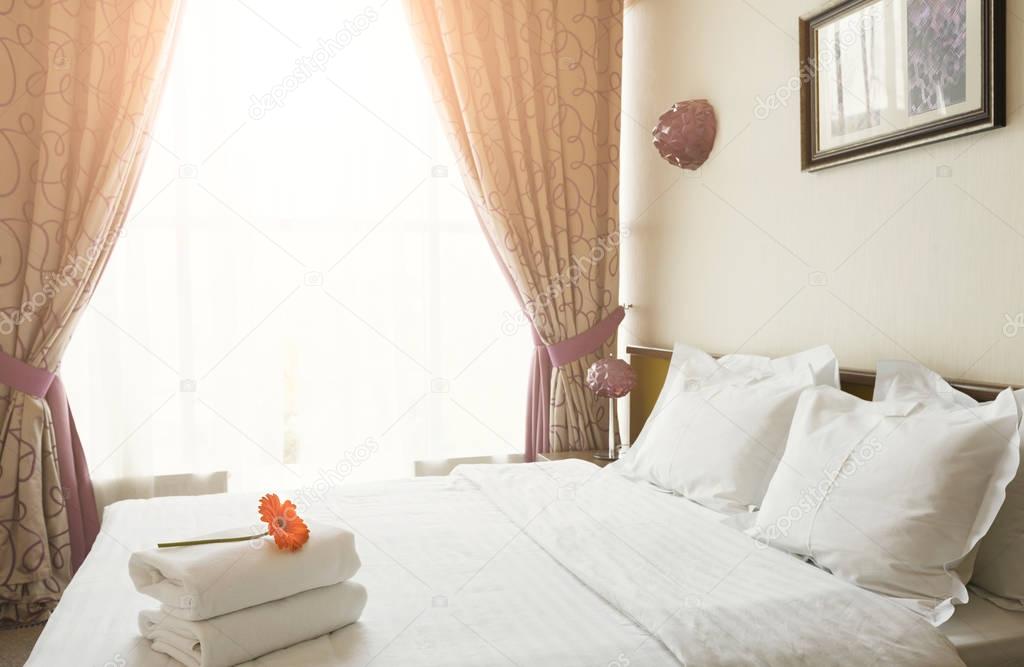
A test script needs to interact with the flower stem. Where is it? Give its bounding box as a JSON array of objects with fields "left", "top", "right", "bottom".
[{"left": 157, "top": 534, "right": 265, "bottom": 548}]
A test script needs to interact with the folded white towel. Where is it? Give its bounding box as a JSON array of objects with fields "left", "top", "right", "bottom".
[
  {"left": 129, "top": 522, "right": 360, "bottom": 620},
  {"left": 139, "top": 580, "right": 367, "bottom": 667}
]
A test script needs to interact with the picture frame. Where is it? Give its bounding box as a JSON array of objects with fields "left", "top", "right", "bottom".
[{"left": 799, "top": 0, "right": 1005, "bottom": 172}]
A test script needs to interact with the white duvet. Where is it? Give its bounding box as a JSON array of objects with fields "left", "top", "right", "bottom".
[{"left": 28, "top": 461, "right": 963, "bottom": 666}]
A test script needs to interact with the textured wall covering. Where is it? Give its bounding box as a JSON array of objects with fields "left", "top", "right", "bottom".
[
  {"left": 621, "top": 0, "right": 1024, "bottom": 387},
  {"left": 0, "top": 0, "right": 180, "bottom": 623},
  {"left": 406, "top": 0, "right": 623, "bottom": 453}
]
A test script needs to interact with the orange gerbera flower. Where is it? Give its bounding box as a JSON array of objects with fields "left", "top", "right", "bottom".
[{"left": 258, "top": 493, "right": 310, "bottom": 552}]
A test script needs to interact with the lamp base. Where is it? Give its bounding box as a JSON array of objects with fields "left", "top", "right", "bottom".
[{"left": 592, "top": 451, "right": 617, "bottom": 461}]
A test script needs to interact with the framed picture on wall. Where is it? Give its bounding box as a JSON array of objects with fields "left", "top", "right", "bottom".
[{"left": 799, "top": 0, "right": 1005, "bottom": 171}]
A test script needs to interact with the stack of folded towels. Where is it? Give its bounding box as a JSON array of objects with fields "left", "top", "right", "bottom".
[{"left": 129, "top": 523, "right": 365, "bottom": 667}]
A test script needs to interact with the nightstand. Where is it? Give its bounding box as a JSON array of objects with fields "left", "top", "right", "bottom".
[{"left": 538, "top": 450, "right": 616, "bottom": 468}]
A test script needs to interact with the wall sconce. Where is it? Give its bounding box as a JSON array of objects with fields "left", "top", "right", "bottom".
[{"left": 652, "top": 99, "right": 717, "bottom": 170}]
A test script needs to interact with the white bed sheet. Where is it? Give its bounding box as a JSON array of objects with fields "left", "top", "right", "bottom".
[
  {"left": 29, "top": 466, "right": 680, "bottom": 667},
  {"left": 28, "top": 461, "right": 964, "bottom": 667}
]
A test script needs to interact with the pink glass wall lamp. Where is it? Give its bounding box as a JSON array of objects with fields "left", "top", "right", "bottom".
[{"left": 652, "top": 99, "right": 717, "bottom": 170}]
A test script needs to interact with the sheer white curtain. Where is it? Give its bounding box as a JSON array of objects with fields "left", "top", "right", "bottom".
[{"left": 62, "top": 0, "right": 531, "bottom": 501}]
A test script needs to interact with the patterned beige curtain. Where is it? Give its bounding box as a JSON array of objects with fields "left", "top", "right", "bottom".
[
  {"left": 405, "top": 0, "right": 623, "bottom": 455},
  {"left": 0, "top": 0, "right": 182, "bottom": 624}
]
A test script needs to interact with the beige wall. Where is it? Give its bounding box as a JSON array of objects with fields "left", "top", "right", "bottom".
[{"left": 620, "top": 0, "right": 1024, "bottom": 385}]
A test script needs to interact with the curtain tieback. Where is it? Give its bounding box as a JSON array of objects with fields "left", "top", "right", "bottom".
[
  {"left": 0, "top": 348, "right": 55, "bottom": 398},
  {"left": 0, "top": 347, "right": 98, "bottom": 572},
  {"left": 545, "top": 305, "right": 626, "bottom": 368}
]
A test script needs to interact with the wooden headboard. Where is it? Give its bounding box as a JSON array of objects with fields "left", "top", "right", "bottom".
[{"left": 626, "top": 345, "right": 1013, "bottom": 442}]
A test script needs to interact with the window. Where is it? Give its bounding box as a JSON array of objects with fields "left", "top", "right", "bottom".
[{"left": 63, "top": 0, "right": 531, "bottom": 492}]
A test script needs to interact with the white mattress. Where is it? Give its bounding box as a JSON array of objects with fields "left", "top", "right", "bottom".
[
  {"left": 941, "top": 592, "right": 1024, "bottom": 667},
  {"left": 29, "top": 461, "right": 972, "bottom": 666}
]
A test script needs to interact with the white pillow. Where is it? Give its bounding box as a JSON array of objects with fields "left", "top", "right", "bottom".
[
  {"left": 612, "top": 343, "right": 839, "bottom": 513},
  {"left": 874, "top": 360, "right": 1024, "bottom": 611},
  {"left": 751, "top": 385, "right": 1020, "bottom": 625}
]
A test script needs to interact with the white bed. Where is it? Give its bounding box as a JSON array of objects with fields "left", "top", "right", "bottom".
[{"left": 27, "top": 460, "right": 1016, "bottom": 666}]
